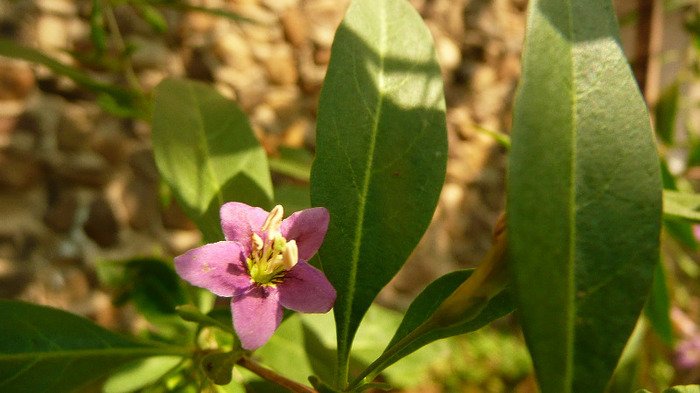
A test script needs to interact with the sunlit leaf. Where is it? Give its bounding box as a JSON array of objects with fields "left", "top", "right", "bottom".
[
  {"left": 309, "top": 0, "right": 447, "bottom": 384},
  {"left": 152, "top": 78, "right": 274, "bottom": 242}
]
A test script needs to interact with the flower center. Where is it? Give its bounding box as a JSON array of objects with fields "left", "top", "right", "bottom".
[{"left": 246, "top": 205, "right": 298, "bottom": 285}]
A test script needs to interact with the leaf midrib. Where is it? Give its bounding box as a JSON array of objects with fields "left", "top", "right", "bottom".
[
  {"left": 0, "top": 346, "right": 189, "bottom": 361},
  {"left": 339, "top": 1, "right": 388, "bottom": 381},
  {"left": 188, "top": 83, "right": 225, "bottom": 208},
  {"left": 565, "top": 1, "right": 576, "bottom": 390}
]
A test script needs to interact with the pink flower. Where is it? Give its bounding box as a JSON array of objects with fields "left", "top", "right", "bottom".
[
  {"left": 174, "top": 202, "right": 336, "bottom": 350},
  {"left": 675, "top": 334, "right": 700, "bottom": 370}
]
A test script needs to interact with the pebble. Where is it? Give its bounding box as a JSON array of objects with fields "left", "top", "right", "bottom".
[
  {"left": 0, "top": 257, "right": 33, "bottom": 298},
  {"left": 0, "top": 153, "right": 42, "bottom": 190},
  {"left": 49, "top": 152, "right": 111, "bottom": 187},
  {"left": 44, "top": 190, "right": 79, "bottom": 233},
  {"left": 128, "top": 148, "right": 159, "bottom": 183},
  {"left": 0, "top": 62, "right": 36, "bottom": 100},
  {"left": 281, "top": 8, "right": 308, "bottom": 47},
  {"left": 263, "top": 44, "right": 298, "bottom": 85},
  {"left": 56, "top": 104, "right": 93, "bottom": 152},
  {"left": 122, "top": 175, "right": 159, "bottom": 230},
  {"left": 83, "top": 195, "right": 119, "bottom": 248}
]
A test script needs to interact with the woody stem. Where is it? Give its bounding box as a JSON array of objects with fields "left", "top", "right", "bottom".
[{"left": 236, "top": 355, "right": 318, "bottom": 393}]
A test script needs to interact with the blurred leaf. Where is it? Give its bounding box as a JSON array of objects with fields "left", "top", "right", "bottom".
[
  {"left": 123, "top": 258, "right": 188, "bottom": 318},
  {"left": 664, "top": 190, "right": 700, "bottom": 221},
  {"left": 202, "top": 352, "right": 241, "bottom": 386},
  {"left": 664, "top": 217, "right": 699, "bottom": 250},
  {"left": 274, "top": 184, "right": 311, "bottom": 213},
  {"left": 97, "top": 91, "right": 144, "bottom": 118},
  {"left": 507, "top": 0, "right": 662, "bottom": 392},
  {"left": 0, "top": 300, "right": 190, "bottom": 393},
  {"left": 136, "top": 3, "right": 168, "bottom": 33},
  {"left": 140, "top": 0, "right": 258, "bottom": 23},
  {"left": 356, "top": 270, "right": 514, "bottom": 381},
  {"left": 152, "top": 78, "right": 274, "bottom": 242},
  {"left": 89, "top": 0, "right": 108, "bottom": 55},
  {"left": 660, "top": 162, "right": 698, "bottom": 249},
  {"left": 309, "top": 0, "right": 447, "bottom": 382},
  {"left": 250, "top": 306, "right": 449, "bottom": 390},
  {"left": 176, "top": 305, "right": 235, "bottom": 334},
  {"left": 103, "top": 356, "right": 183, "bottom": 393},
  {"left": 660, "top": 160, "right": 677, "bottom": 190},
  {"left": 644, "top": 260, "right": 673, "bottom": 345},
  {"left": 268, "top": 146, "right": 313, "bottom": 181},
  {"left": 0, "top": 38, "right": 142, "bottom": 117},
  {"left": 605, "top": 319, "right": 647, "bottom": 393},
  {"left": 636, "top": 386, "right": 700, "bottom": 393},
  {"left": 655, "top": 83, "right": 679, "bottom": 145}
]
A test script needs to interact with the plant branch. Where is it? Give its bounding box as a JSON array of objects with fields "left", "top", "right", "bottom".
[{"left": 236, "top": 355, "right": 318, "bottom": 393}]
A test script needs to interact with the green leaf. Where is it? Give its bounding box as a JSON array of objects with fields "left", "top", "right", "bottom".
[
  {"left": 635, "top": 387, "right": 700, "bottom": 393},
  {"left": 348, "top": 270, "right": 514, "bottom": 387},
  {"left": 89, "top": 0, "right": 107, "bottom": 55},
  {"left": 112, "top": 258, "right": 191, "bottom": 340},
  {"left": 0, "top": 300, "right": 190, "bottom": 393},
  {"left": 268, "top": 146, "right": 313, "bottom": 181},
  {"left": 663, "top": 190, "right": 700, "bottom": 221},
  {"left": 274, "top": 184, "right": 311, "bottom": 214},
  {"left": 152, "top": 78, "right": 274, "bottom": 242},
  {"left": 644, "top": 260, "right": 673, "bottom": 345},
  {"left": 137, "top": 4, "right": 168, "bottom": 33},
  {"left": 102, "top": 356, "right": 183, "bottom": 393},
  {"left": 507, "top": 0, "right": 662, "bottom": 392},
  {"left": 664, "top": 387, "right": 700, "bottom": 393},
  {"left": 655, "top": 82, "right": 679, "bottom": 145},
  {"left": 309, "top": 0, "right": 447, "bottom": 384}
]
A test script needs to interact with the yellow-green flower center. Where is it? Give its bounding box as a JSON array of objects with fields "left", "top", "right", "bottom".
[{"left": 246, "top": 205, "right": 298, "bottom": 285}]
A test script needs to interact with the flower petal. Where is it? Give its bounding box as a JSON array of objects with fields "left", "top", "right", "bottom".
[
  {"left": 277, "top": 261, "right": 336, "bottom": 313},
  {"left": 174, "top": 242, "right": 251, "bottom": 297},
  {"left": 279, "top": 207, "right": 329, "bottom": 261},
  {"left": 220, "top": 202, "right": 269, "bottom": 247},
  {"left": 231, "top": 285, "right": 283, "bottom": 350}
]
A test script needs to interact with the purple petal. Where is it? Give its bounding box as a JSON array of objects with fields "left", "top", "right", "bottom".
[
  {"left": 279, "top": 207, "right": 329, "bottom": 261},
  {"left": 174, "top": 242, "right": 251, "bottom": 297},
  {"left": 231, "top": 285, "right": 283, "bottom": 350},
  {"left": 220, "top": 202, "right": 269, "bottom": 248},
  {"left": 277, "top": 261, "right": 336, "bottom": 313}
]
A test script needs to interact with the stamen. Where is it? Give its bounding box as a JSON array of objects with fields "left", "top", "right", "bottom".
[
  {"left": 251, "top": 233, "right": 264, "bottom": 252},
  {"left": 282, "top": 240, "right": 299, "bottom": 270},
  {"left": 261, "top": 205, "right": 284, "bottom": 234}
]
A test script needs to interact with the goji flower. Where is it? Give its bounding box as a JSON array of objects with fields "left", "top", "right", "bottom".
[{"left": 175, "top": 202, "right": 336, "bottom": 350}]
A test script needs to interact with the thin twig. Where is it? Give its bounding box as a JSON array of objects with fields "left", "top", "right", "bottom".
[
  {"left": 236, "top": 355, "right": 318, "bottom": 393},
  {"left": 101, "top": 0, "right": 142, "bottom": 93}
]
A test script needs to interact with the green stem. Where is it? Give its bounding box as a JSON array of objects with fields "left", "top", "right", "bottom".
[
  {"left": 335, "top": 341, "right": 350, "bottom": 389},
  {"left": 345, "top": 322, "right": 434, "bottom": 391}
]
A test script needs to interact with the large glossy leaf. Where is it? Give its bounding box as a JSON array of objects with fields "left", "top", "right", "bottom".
[
  {"left": 507, "top": 0, "right": 662, "bottom": 392},
  {"left": 0, "top": 300, "right": 190, "bottom": 393},
  {"left": 309, "top": 0, "right": 447, "bottom": 384},
  {"left": 152, "top": 78, "right": 274, "bottom": 242}
]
